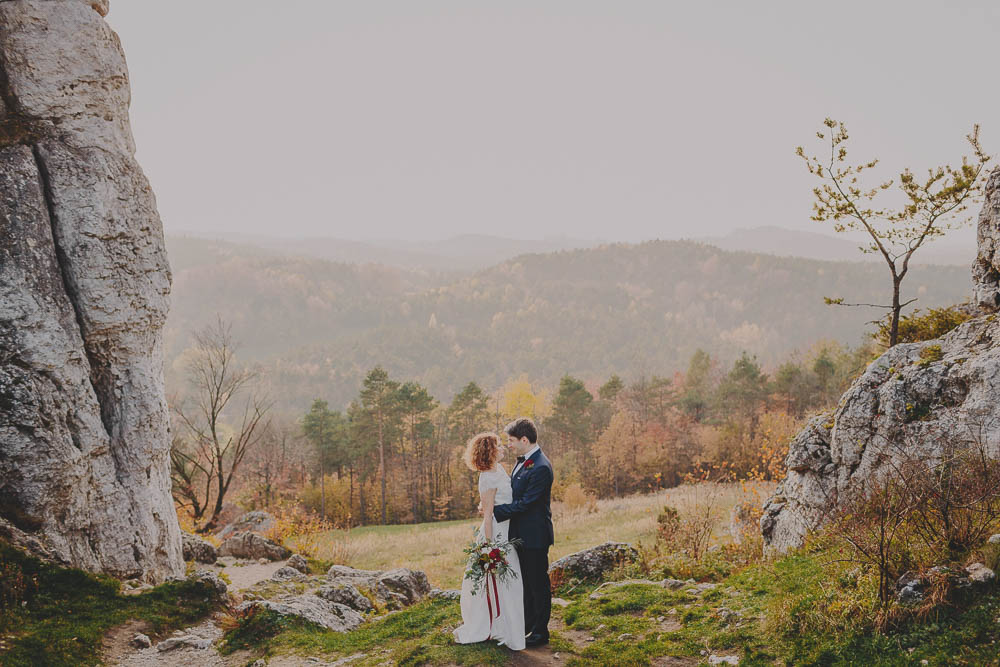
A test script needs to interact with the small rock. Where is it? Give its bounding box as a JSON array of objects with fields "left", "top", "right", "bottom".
[
  {"left": 967, "top": 562, "right": 995, "bottom": 585},
  {"left": 988, "top": 534, "right": 1000, "bottom": 545},
  {"left": 595, "top": 624, "right": 606, "bottom": 632},
  {"left": 272, "top": 566, "right": 306, "bottom": 581},
  {"left": 191, "top": 570, "right": 228, "bottom": 597},
  {"left": 661, "top": 578, "right": 685, "bottom": 589},
  {"left": 216, "top": 510, "right": 276, "bottom": 539},
  {"left": 428, "top": 588, "right": 461, "bottom": 601},
  {"left": 250, "top": 660, "right": 266, "bottom": 667},
  {"left": 617, "top": 632, "right": 634, "bottom": 640},
  {"left": 131, "top": 633, "right": 151, "bottom": 648},
  {"left": 708, "top": 656, "right": 740, "bottom": 665},
  {"left": 156, "top": 635, "right": 212, "bottom": 651},
  {"left": 259, "top": 558, "right": 269, "bottom": 565},
  {"left": 287, "top": 553, "right": 310, "bottom": 573}
]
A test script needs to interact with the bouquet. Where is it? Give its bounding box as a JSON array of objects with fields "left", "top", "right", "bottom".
[{"left": 462, "top": 529, "right": 522, "bottom": 597}]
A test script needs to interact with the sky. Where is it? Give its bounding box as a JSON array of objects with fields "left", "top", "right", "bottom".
[{"left": 107, "top": 1, "right": 998, "bottom": 244}]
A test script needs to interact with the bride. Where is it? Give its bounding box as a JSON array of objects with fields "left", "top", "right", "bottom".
[{"left": 452, "top": 433, "right": 526, "bottom": 651}]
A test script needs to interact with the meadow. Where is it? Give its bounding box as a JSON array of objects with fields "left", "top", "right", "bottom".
[{"left": 305, "top": 481, "right": 772, "bottom": 588}]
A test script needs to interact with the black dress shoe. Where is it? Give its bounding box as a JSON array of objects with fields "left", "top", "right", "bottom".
[{"left": 525, "top": 633, "right": 549, "bottom": 647}]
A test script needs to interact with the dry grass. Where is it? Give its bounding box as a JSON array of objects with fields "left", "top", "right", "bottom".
[{"left": 309, "top": 482, "right": 773, "bottom": 588}]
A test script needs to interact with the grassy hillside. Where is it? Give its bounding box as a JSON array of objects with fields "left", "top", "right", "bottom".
[{"left": 164, "top": 237, "right": 971, "bottom": 412}]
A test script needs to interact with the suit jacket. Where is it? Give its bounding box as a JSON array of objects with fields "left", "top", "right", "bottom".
[{"left": 493, "top": 447, "right": 554, "bottom": 549}]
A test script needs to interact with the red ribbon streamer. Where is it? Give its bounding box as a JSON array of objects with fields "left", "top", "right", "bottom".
[{"left": 485, "top": 571, "right": 501, "bottom": 639}]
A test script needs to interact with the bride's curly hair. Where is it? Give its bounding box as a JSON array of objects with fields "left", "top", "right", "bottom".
[{"left": 463, "top": 432, "right": 500, "bottom": 472}]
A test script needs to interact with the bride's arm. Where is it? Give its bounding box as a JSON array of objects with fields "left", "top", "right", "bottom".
[{"left": 480, "top": 487, "right": 497, "bottom": 541}]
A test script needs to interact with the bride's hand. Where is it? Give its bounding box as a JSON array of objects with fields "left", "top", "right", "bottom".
[{"left": 477, "top": 501, "right": 483, "bottom": 516}]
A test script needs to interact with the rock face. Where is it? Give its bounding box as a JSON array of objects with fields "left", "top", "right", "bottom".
[
  {"left": 973, "top": 169, "right": 1000, "bottom": 311},
  {"left": 0, "top": 2, "right": 180, "bottom": 581},
  {"left": 763, "top": 170, "right": 1000, "bottom": 552},
  {"left": 548, "top": 542, "right": 639, "bottom": 580}
]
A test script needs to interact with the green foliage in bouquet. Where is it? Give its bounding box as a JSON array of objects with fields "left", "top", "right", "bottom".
[{"left": 462, "top": 529, "right": 523, "bottom": 596}]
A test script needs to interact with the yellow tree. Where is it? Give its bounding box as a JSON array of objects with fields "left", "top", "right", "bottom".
[{"left": 500, "top": 375, "right": 550, "bottom": 422}]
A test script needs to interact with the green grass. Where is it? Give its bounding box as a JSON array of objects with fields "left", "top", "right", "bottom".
[
  {"left": 223, "top": 598, "right": 510, "bottom": 666},
  {"left": 0, "top": 542, "right": 220, "bottom": 667}
]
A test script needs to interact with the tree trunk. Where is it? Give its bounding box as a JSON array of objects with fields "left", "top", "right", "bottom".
[{"left": 889, "top": 277, "right": 902, "bottom": 347}]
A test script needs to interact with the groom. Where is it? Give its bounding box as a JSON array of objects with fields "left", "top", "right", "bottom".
[{"left": 493, "top": 417, "right": 553, "bottom": 648}]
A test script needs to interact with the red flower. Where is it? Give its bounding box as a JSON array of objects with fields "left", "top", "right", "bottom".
[
  {"left": 524, "top": 459, "right": 535, "bottom": 469},
  {"left": 489, "top": 548, "right": 502, "bottom": 560}
]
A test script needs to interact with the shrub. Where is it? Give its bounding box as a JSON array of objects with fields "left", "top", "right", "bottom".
[
  {"left": 562, "top": 483, "right": 598, "bottom": 512},
  {"left": 873, "top": 305, "right": 974, "bottom": 347}
]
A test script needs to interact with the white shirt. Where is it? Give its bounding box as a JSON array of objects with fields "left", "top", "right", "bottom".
[{"left": 511, "top": 444, "right": 540, "bottom": 478}]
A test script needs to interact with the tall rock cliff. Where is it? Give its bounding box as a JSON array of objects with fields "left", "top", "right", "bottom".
[
  {"left": 0, "top": 0, "right": 181, "bottom": 581},
  {"left": 762, "top": 167, "right": 1000, "bottom": 552}
]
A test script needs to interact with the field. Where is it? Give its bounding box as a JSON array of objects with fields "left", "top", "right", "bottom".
[{"left": 308, "top": 482, "right": 772, "bottom": 588}]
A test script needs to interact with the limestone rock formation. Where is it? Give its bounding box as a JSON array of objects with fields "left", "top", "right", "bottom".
[
  {"left": 0, "top": 1, "right": 180, "bottom": 580},
  {"left": 237, "top": 596, "right": 365, "bottom": 633},
  {"left": 973, "top": 168, "right": 1000, "bottom": 311},
  {"left": 763, "top": 167, "right": 1000, "bottom": 551},
  {"left": 181, "top": 532, "right": 218, "bottom": 564},
  {"left": 326, "top": 565, "right": 431, "bottom": 609}
]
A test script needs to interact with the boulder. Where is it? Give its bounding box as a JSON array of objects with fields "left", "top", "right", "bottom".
[
  {"left": 272, "top": 566, "right": 306, "bottom": 582},
  {"left": 896, "top": 572, "right": 924, "bottom": 605},
  {"left": 428, "top": 588, "right": 461, "bottom": 601},
  {"left": 973, "top": 169, "right": 1000, "bottom": 311},
  {"left": 181, "top": 532, "right": 217, "bottom": 564},
  {"left": 326, "top": 565, "right": 430, "bottom": 608},
  {"left": 237, "top": 596, "right": 364, "bottom": 633},
  {"left": 989, "top": 534, "right": 1000, "bottom": 545},
  {"left": 548, "top": 542, "right": 638, "bottom": 580},
  {"left": 287, "top": 553, "right": 310, "bottom": 573},
  {"left": 131, "top": 633, "right": 151, "bottom": 649},
  {"left": 216, "top": 511, "right": 276, "bottom": 540},
  {"left": 316, "top": 583, "right": 375, "bottom": 613},
  {"left": 191, "top": 569, "right": 228, "bottom": 597},
  {"left": 0, "top": 0, "right": 181, "bottom": 583},
  {"left": 218, "top": 531, "right": 290, "bottom": 561}
]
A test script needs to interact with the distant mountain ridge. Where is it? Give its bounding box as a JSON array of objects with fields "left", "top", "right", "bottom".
[{"left": 163, "top": 235, "right": 973, "bottom": 414}]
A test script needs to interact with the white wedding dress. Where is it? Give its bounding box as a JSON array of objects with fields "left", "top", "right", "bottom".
[{"left": 453, "top": 467, "right": 526, "bottom": 651}]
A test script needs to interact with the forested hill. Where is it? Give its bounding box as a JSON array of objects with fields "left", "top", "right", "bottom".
[{"left": 163, "top": 236, "right": 971, "bottom": 413}]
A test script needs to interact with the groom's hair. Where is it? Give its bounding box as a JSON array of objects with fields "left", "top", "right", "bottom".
[{"left": 504, "top": 417, "right": 537, "bottom": 444}]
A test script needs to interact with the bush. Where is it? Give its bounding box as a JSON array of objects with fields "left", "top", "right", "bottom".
[{"left": 873, "top": 305, "right": 974, "bottom": 347}]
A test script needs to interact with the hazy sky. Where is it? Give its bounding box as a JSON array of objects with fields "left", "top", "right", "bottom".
[{"left": 107, "top": 1, "right": 998, "bottom": 243}]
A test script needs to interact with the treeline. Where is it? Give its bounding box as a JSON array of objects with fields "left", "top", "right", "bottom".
[{"left": 290, "top": 341, "right": 872, "bottom": 527}]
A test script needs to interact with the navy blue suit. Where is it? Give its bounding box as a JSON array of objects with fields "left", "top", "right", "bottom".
[{"left": 493, "top": 447, "right": 553, "bottom": 639}]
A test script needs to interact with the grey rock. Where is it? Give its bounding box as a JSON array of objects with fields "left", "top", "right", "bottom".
[
  {"left": 238, "top": 596, "right": 364, "bottom": 633},
  {"left": 548, "top": 542, "right": 638, "bottom": 579},
  {"left": 661, "top": 578, "right": 686, "bottom": 590},
  {"left": 974, "top": 168, "right": 1000, "bottom": 311},
  {"left": 156, "top": 635, "right": 212, "bottom": 651},
  {"left": 428, "top": 588, "right": 461, "bottom": 600},
  {"left": 272, "top": 566, "right": 306, "bottom": 582},
  {"left": 216, "top": 511, "right": 276, "bottom": 540},
  {"left": 326, "top": 565, "right": 430, "bottom": 608},
  {"left": 192, "top": 569, "right": 228, "bottom": 597},
  {"left": 218, "top": 531, "right": 291, "bottom": 561},
  {"left": 0, "top": 0, "right": 181, "bottom": 583},
  {"left": 287, "top": 553, "right": 310, "bottom": 573},
  {"left": 763, "top": 274, "right": 1000, "bottom": 552},
  {"left": 966, "top": 562, "right": 995, "bottom": 585},
  {"left": 316, "top": 583, "right": 375, "bottom": 613},
  {"left": 131, "top": 633, "right": 151, "bottom": 649},
  {"left": 989, "top": 534, "right": 1000, "bottom": 545},
  {"left": 708, "top": 656, "right": 740, "bottom": 666},
  {"left": 181, "top": 532, "right": 218, "bottom": 564}
]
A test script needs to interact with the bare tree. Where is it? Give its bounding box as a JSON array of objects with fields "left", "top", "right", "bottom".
[
  {"left": 797, "top": 120, "right": 989, "bottom": 347},
  {"left": 171, "top": 318, "right": 270, "bottom": 532}
]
